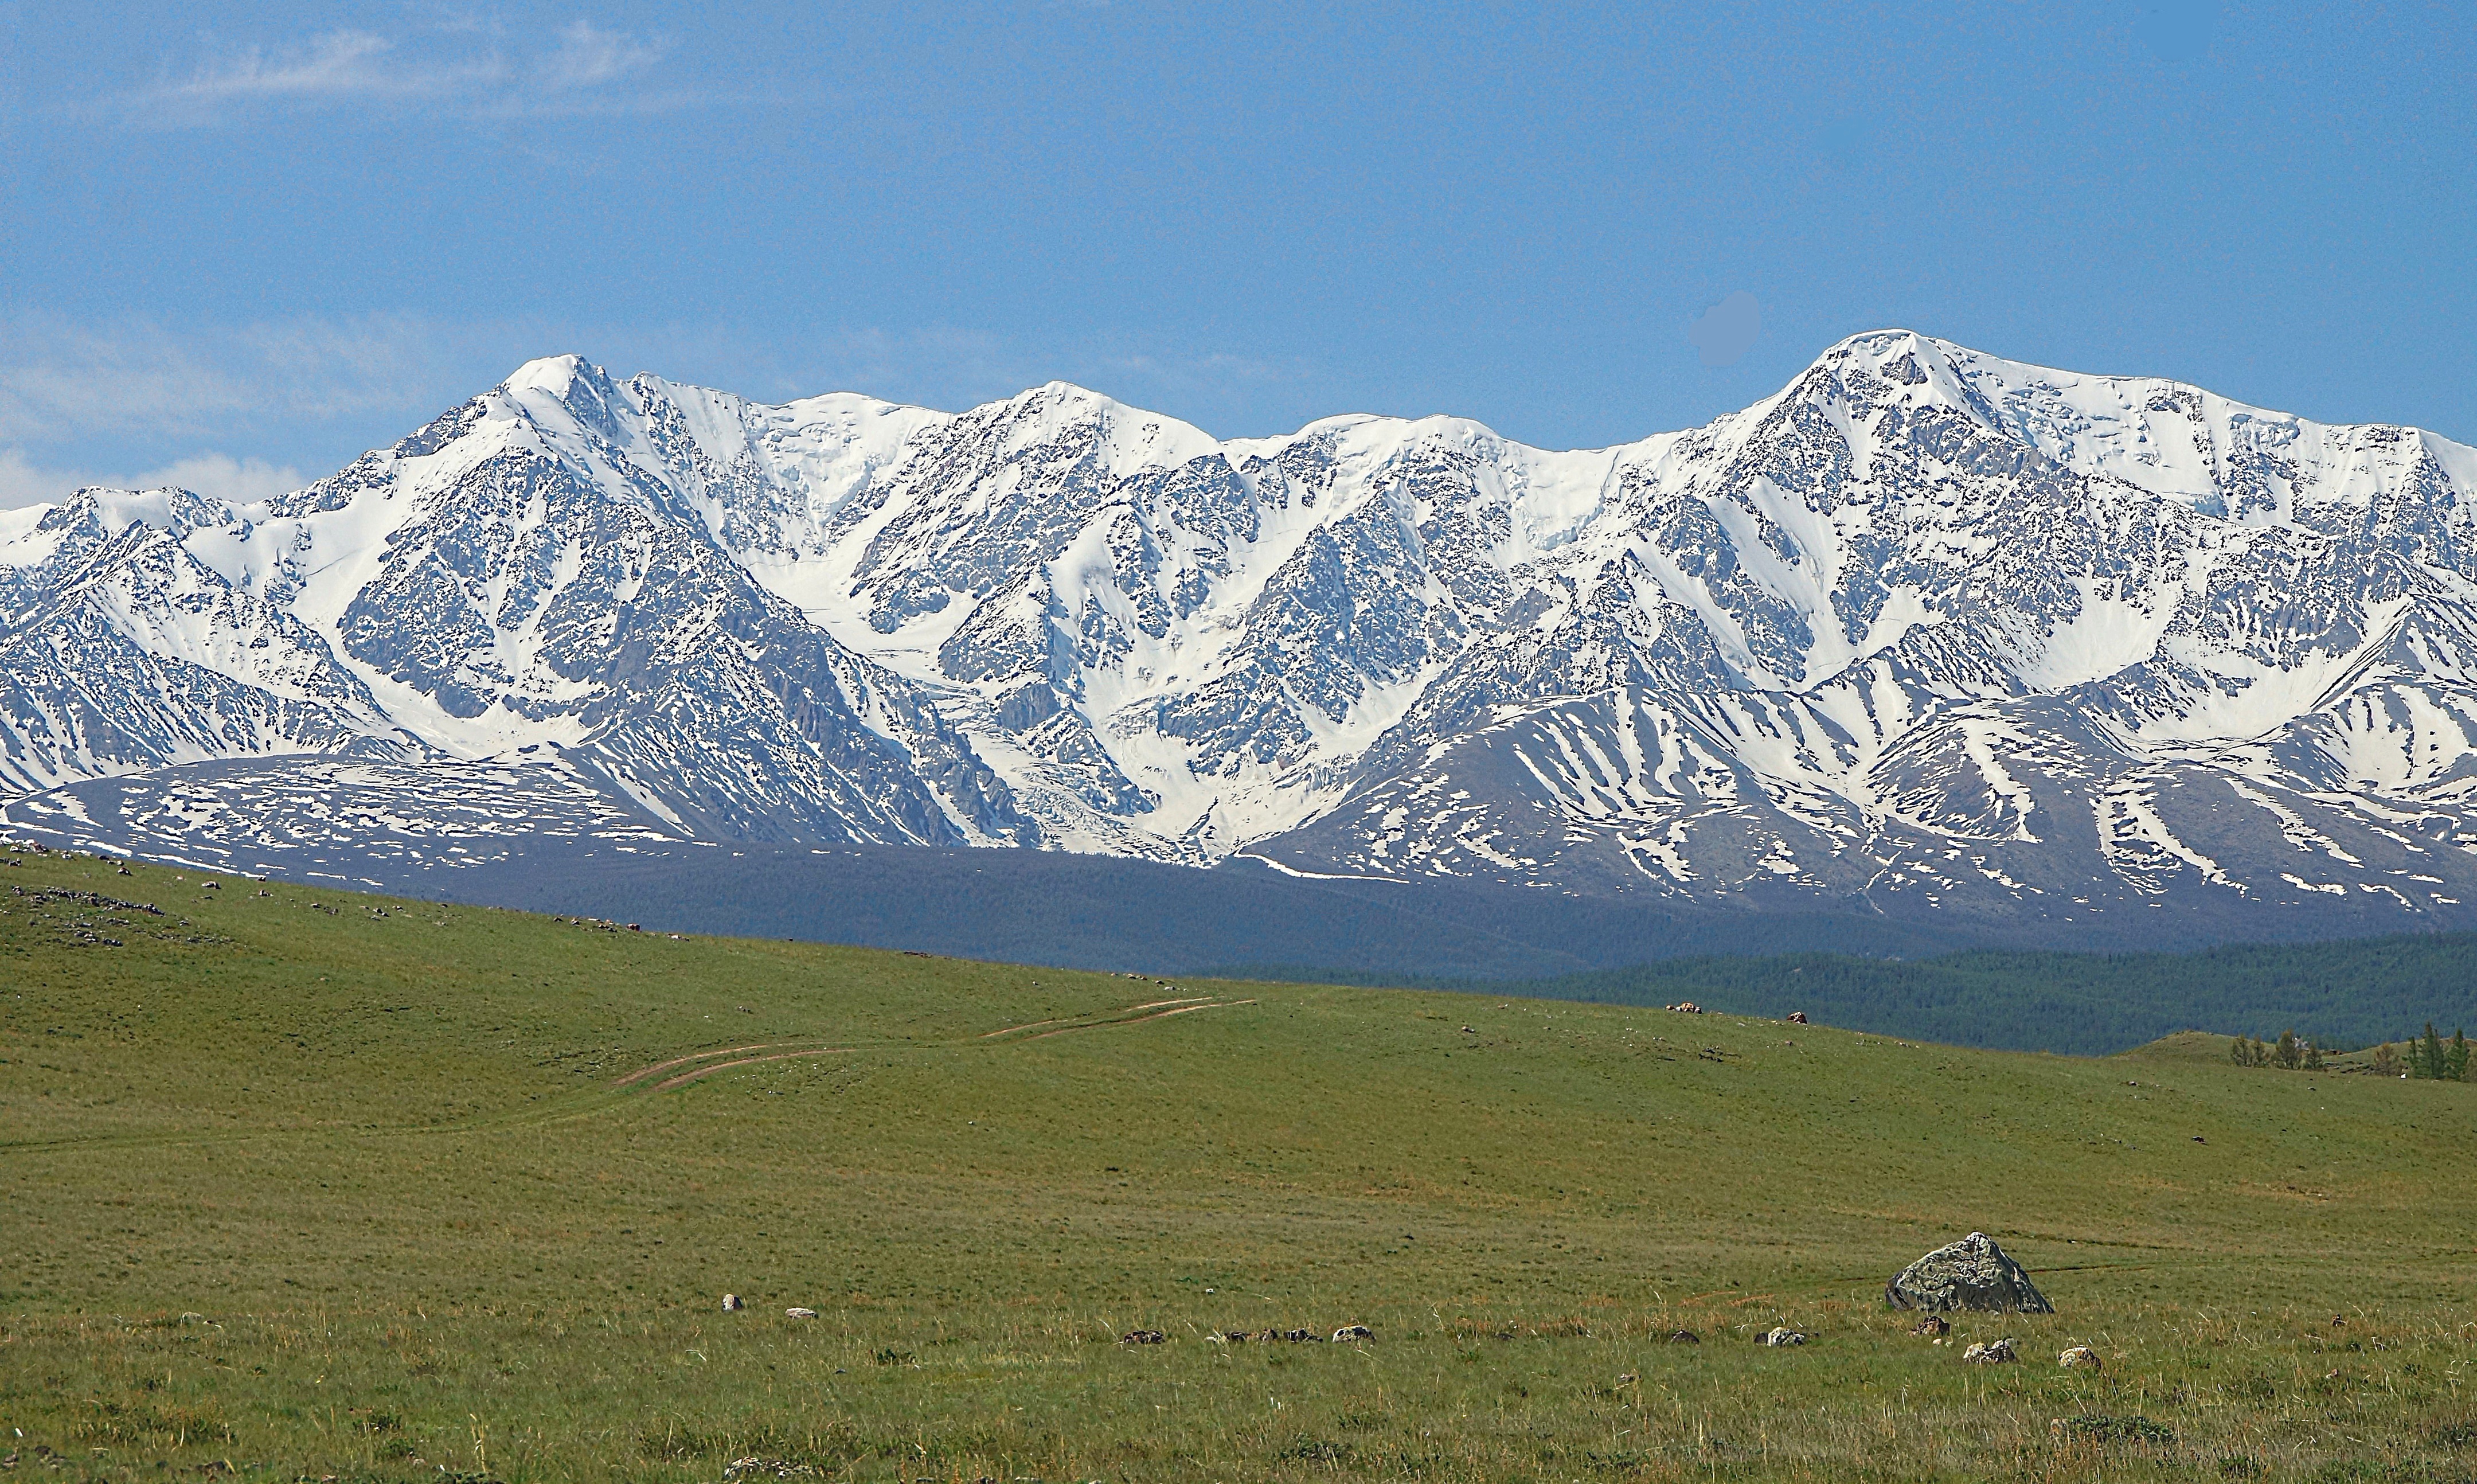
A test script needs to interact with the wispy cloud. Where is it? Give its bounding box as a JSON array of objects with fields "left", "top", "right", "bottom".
[
  {"left": 0, "top": 308, "right": 1328, "bottom": 513},
  {"left": 0, "top": 309, "right": 475, "bottom": 509},
  {"left": 150, "top": 30, "right": 493, "bottom": 106},
  {"left": 0, "top": 449, "right": 308, "bottom": 511},
  {"left": 0, "top": 310, "right": 468, "bottom": 447},
  {"left": 540, "top": 21, "right": 667, "bottom": 91},
  {"left": 120, "top": 18, "right": 679, "bottom": 127}
]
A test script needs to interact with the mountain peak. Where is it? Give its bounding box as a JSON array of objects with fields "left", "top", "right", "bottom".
[{"left": 501, "top": 354, "right": 603, "bottom": 396}]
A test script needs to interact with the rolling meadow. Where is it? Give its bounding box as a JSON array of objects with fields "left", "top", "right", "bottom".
[{"left": 3, "top": 843, "right": 2474, "bottom": 1482}]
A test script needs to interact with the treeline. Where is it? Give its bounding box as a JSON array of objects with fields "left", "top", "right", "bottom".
[
  {"left": 2228, "top": 1024, "right": 2469, "bottom": 1077},
  {"left": 2393, "top": 1024, "right": 2470, "bottom": 1080},
  {"left": 2228, "top": 1030, "right": 2328, "bottom": 1069},
  {"left": 1465, "top": 932, "right": 2477, "bottom": 1056}
]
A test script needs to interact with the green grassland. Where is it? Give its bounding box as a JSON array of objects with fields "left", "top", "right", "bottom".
[{"left": 3, "top": 843, "right": 2474, "bottom": 1483}]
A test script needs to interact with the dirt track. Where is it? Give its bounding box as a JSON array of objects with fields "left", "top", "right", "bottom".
[{"left": 626, "top": 996, "right": 1256, "bottom": 1092}]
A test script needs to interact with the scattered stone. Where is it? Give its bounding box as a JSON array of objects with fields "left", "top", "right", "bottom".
[
  {"left": 1331, "top": 1325, "right": 1373, "bottom": 1342},
  {"left": 1120, "top": 1329, "right": 1166, "bottom": 1345},
  {"left": 721, "top": 1294, "right": 744, "bottom": 1311},
  {"left": 1665, "top": 1329, "right": 1701, "bottom": 1344},
  {"left": 179, "top": 1312, "right": 208, "bottom": 1325},
  {"left": 1962, "top": 1338, "right": 2018, "bottom": 1365},
  {"left": 1460, "top": 1025, "right": 1476, "bottom": 1034},
  {"left": 1912, "top": 1314, "right": 1951, "bottom": 1337},
  {"left": 722, "top": 1458, "right": 819, "bottom": 1479},
  {"left": 783, "top": 1307, "right": 817, "bottom": 1319},
  {"left": 1886, "top": 1232, "right": 2054, "bottom": 1313},
  {"left": 1667, "top": 1001, "right": 1704, "bottom": 1014},
  {"left": 1787, "top": 1012, "right": 1808, "bottom": 1024},
  {"left": 1759, "top": 1326, "right": 1807, "bottom": 1347},
  {"left": 2058, "top": 1345, "right": 2103, "bottom": 1370}
]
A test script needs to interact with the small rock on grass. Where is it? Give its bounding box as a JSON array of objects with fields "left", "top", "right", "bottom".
[
  {"left": 721, "top": 1293, "right": 744, "bottom": 1312},
  {"left": 2058, "top": 1345, "right": 2103, "bottom": 1370},
  {"left": 1962, "top": 1338, "right": 2017, "bottom": 1365},
  {"left": 1665, "top": 1329, "right": 1701, "bottom": 1344},
  {"left": 1759, "top": 1327, "right": 1807, "bottom": 1347},
  {"left": 783, "top": 1307, "right": 818, "bottom": 1319},
  {"left": 1912, "top": 1315, "right": 1951, "bottom": 1337},
  {"left": 1121, "top": 1329, "right": 1166, "bottom": 1345},
  {"left": 1331, "top": 1325, "right": 1373, "bottom": 1342}
]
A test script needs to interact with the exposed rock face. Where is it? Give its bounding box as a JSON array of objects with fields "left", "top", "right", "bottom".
[
  {"left": 1886, "top": 1232, "right": 2054, "bottom": 1313},
  {"left": 20, "top": 335, "right": 2477, "bottom": 954}
]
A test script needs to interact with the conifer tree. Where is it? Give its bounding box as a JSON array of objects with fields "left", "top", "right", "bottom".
[
  {"left": 2276, "top": 1029, "right": 2302, "bottom": 1069},
  {"left": 2304, "top": 1039, "right": 2325, "bottom": 1071},
  {"left": 2373, "top": 1042, "right": 2401, "bottom": 1077},
  {"left": 2451, "top": 1028, "right": 2470, "bottom": 1082},
  {"left": 2229, "top": 1036, "right": 2249, "bottom": 1067},
  {"left": 2419, "top": 1022, "right": 2447, "bottom": 1079}
]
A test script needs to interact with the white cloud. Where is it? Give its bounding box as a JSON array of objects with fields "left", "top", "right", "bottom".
[
  {"left": 0, "top": 310, "right": 466, "bottom": 447},
  {"left": 132, "top": 453, "right": 308, "bottom": 504},
  {"left": 121, "top": 19, "right": 674, "bottom": 126},
  {"left": 0, "top": 308, "right": 1321, "bottom": 510},
  {"left": 0, "top": 449, "right": 84, "bottom": 510},
  {"left": 0, "top": 448, "right": 306, "bottom": 511},
  {"left": 540, "top": 21, "right": 669, "bottom": 92},
  {"left": 151, "top": 30, "right": 498, "bottom": 107}
]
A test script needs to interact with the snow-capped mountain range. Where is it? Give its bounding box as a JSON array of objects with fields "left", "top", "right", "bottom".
[{"left": 10, "top": 330, "right": 2477, "bottom": 948}]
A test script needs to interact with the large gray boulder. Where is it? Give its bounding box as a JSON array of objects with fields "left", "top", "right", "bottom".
[{"left": 1886, "top": 1232, "right": 2053, "bottom": 1313}]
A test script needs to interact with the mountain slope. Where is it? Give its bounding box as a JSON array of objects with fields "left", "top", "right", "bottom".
[{"left": 7, "top": 331, "right": 2477, "bottom": 948}]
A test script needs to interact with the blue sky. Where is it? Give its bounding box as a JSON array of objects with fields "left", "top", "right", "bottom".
[{"left": 3, "top": 1, "right": 2472, "bottom": 505}]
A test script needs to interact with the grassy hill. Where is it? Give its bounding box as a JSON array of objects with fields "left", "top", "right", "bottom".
[{"left": 3, "top": 841, "right": 2474, "bottom": 1482}]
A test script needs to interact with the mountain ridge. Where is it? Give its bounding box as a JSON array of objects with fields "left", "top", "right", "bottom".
[{"left": 9, "top": 329, "right": 2477, "bottom": 954}]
